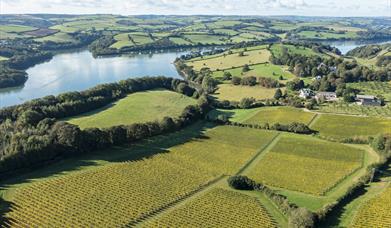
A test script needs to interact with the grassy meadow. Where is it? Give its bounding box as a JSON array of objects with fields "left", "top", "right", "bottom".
[
  {"left": 213, "top": 84, "right": 279, "bottom": 102},
  {"left": 212, "top": 63, "right": 295, "bottom": 81},
  {"left": 187, "top": 48, "right": 270, "bottom": 71},
  {"left": 67, "top": 90, "right": 197, "bottom": 129}
]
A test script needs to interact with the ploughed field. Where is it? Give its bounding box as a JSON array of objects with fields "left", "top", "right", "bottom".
[{"left": 66, "top": 89, "right": 197, "bottom": 129}]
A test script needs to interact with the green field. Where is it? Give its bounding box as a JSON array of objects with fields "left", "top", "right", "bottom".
[
  {"left": 34, "top": 32, "right": 76, "bottom": 43},
  {"left": 67, "top": 90, "right": 197, "bottom": 129},
  {"left": 244, "top": 106, "right": 316, "bottom": 125},
  {"left": 188, "top": 48, "right": 270, "bottom": 71},
  {"left": 319, "top": 101, "right": 391, "bottom": 117},
  {"left": 247, "top": 134, "right": 364, "bottom": 195},
  {"left": 297, "top": 30, "right": 358, "bottom": 40},
  {"left": 311, "top": 114, "right": 391, "bottom": 139},
  {"left": 1, "top": 123, "right": 279, "bottom": 227},
  {"left": 169, "top": 37, "right": 192, "bottom": 45},
  {"left": 270, "top": 43, "right": 322, "bottom": 57},
  {"left": 0, "top": 24, "right": 37, "bottom": 33},
  {"left": 110, "top": 32, "right": 154, "bottom": 49},
  {"left": 212, "top": 63, "right": 295, "bottom": 81},
  {"left": 183, "top": 34, "right": 226, "bottom": 45},
  {"left": 213, "top": 84, "right": 279, "bottom": 102}
]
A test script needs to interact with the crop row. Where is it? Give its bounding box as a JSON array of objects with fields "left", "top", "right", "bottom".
[
  {"left": 4, "top": 126, "right": 277, "bottom": 226},
  {"left": 248, "top": 135, "right": 363, "bottom": 195},
  {"left": 351, "top": 186, "right": 391, "bottom": 228},
  {"left": 144, "top": 188, "right": 278, "bottom": 227}
]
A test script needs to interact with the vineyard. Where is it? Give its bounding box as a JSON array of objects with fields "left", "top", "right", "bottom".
[
  {"left": 351, "top": 186, "right": 391, "bottom": 228},
  {"left": 312, "top": 114, "right": 391, "bottom": 139},
  {"left": 144, "top": 188, "right": 278, "bottom": 227},
  {"left": 248, "top": 134, "right": 364, "bottom": 195},
  {"left": 319, "top": 102, "right": 391, "bottom": 117},
  {"left": 2, "top": 125, "right": 278, "bottom": 226},
  {"left": 243, "top": 106, "right": 316, "bottom": 125}
]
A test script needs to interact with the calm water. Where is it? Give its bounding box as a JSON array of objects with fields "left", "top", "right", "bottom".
[
  {"left": 0, "top": 40, "right": 389, "bottom": 108},
  {"left": 322, "top": 39, "right": 391, "bottom": 54},
  {"left": 0, "top": 49, "right": 192, "bottom": 108}
]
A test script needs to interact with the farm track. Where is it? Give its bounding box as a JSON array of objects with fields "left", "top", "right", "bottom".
[
  {"left": 236, "top": 133, "right": 281, "bottom": 175},
  {"left": 307, "top": 113, "right": 320, "bottom": 127},
  {"left": 136, "top": 132, "right": 281, "bottom": 226}
]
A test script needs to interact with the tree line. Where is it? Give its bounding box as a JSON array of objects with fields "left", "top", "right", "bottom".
[{"left": 0, "top": 77, "right": 205, "bottom": 175}]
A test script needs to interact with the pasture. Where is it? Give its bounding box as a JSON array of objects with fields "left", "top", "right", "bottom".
[
  {"left": 213, "top": 84, "right": 278, "bottom": 102},
  {"left": 311, "top": 114, "right": 391, "bottom": 139},
  {"left": 297, "top": 30, "right": 358, "bottom": 40},
  {"left": 2, "top": 124, "right": 278, "bottom": 227},
  {"left": 145, "top": 188, "right": 278, "bottom": 227},
  {"left": 67, "top": 90, "right": 197, "bottom": 129},
  {"left": 270, "top": 43, "right": 322, "bottom": 57},
  {"left": 34, "top": 32, "right": 76, "bottom": 43},
  {"left": 187, "top": 48, "right": 271, "bottom": 71},
  {"left": 183, "top": 34, "right": 226, "bottom": 45},
  {"left": 0, "top": 24, "right": 37, "bottom": 33},
  {"left": 212, "top": 63, "right": 295, "bottom": 81},
  {"left": 247, "top": 134, "right": 364, "bottom": 195},
  {"left": 110, "top": 32, "right": 154, "bottom": 49}
]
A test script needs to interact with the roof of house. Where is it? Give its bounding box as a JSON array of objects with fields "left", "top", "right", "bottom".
[
  {"left": 357, "top": 95, "right": 376, "bottom": 100},
  {"left": 316, "top": 92, "right": 336, "bottom": 96}
]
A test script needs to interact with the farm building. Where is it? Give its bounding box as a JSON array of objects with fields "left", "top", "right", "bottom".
[
  {"left": 299, "top": 89, "right": 315, "bottom": 99},
  {"left": 356, "top": 95, "right": 382, "bottom": 106},
  {"left": 315, "top": 92, "right": 337, "bottom": 102}
]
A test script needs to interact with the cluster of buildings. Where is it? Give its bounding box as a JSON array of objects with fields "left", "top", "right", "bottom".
[{"left": 299, "top": 89, "right": 382, "bottom": 106}]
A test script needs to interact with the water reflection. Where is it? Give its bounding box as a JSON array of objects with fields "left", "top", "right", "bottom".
[{"left": 0, "top": 49, "right": 192, "bottom": 108}]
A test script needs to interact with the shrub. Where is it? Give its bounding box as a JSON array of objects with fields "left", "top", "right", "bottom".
[
  {"left": 231, "top": 76, "right": 241, "bottom": 85},
  {"left": 288, "top": 208, "right": 315, "bottom": 228},
  {"left": 227, "top": 175, "right": 258, "bottom": 190},
  {"left": 241, "top": 76, "right": 257, "bottom": 86}
]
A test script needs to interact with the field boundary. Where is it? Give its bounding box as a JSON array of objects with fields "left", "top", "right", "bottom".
[
  {"left": 236, "top": 133, "right": 281, "bottom": 175},
  {"left": 130, "top": 175, "right": 226, "bottom": 226},
  {"left": 307, "top": 113, "right": 320, "bottom": 127}
]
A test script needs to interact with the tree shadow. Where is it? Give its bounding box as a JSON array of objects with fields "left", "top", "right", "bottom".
[
  {"left": 207, "top": 109, "right": 237, "bottom": 120},
  {"left": 318, "top": 162, "right": 391, "bottom": 228},
  {"left": 0, "top": 198, "right": 15, "bottom": 227},
  {"left": 318, "top": 186, "right": 368, "bottom": 228},
  {"left": 0, "top": 121, "right": 215, "bottom": 192}
]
